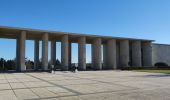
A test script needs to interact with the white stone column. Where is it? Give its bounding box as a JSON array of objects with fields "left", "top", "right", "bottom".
[
  {"left": 18, "top": 31, "right": 26, "bottom": 71},
  {"left": 92, "top": 38, "right": 102, "bottom": 70},
  {"left": 102, "top": 44, "right": 107, "bottom": 69},
  {"left": 142, "top": 42, "right": 152, "bottom": 67},
  {"left": 61, "top": 35, "right": 69, "bottom": 70},
  {"left": 106, "top": 39, "right": 117, "bottom": 69},
  {"left": 42, "top": 33, "right": 48, "bottom": 70},
  {"left": 78, "top": 37, "right": 86, "bottom": 70},
  {"left": 34, "top": 40, "right": 39, "bottom": 70},
  {"left": 51, "top": 40, "right": 56, "bottom": 66},
  {"left": 132, "top": 41, "right": 142, "bottom": 66},
  {"left": 119, "top": 40, "right": 130, "bottom": 68}
]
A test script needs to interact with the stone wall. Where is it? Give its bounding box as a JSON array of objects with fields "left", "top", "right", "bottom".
[{"left": 152, "top": 43, "right": 170, "bottom": 66}]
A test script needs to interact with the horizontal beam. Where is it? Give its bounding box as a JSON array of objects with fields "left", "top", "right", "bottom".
[{"left": 0, "top": 26, "right": 154, "bottom": 42}]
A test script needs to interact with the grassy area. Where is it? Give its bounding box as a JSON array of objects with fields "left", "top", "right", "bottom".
[{"left": 132, "top": 69, "right": 170, "bottom": 74}]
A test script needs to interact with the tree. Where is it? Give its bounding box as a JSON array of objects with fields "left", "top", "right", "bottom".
[
  {"left": 56, "top": 59, "right": 61, "bottom": 65},
  {"left": 5, "top": 60, "right": 15, "bottom": 70},
  {"left": 0, "top": 58, "right": 6, "bottom": 70}
]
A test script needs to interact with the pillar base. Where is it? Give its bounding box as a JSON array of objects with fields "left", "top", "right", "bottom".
[{"left": 61, "top": 66, "right": 68, "bottom": 71}]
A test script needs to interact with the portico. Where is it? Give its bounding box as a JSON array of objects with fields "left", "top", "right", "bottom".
[{"left": 0, "top": 26, "right": 153, "bottom": 71}]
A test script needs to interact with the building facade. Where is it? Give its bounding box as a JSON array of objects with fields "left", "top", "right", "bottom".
[
  {"left": 0, "top": 26, "right": 169, "bottom": 71},
  {"left": 152, "top": 44, "right": 170, "bottom": 66}
]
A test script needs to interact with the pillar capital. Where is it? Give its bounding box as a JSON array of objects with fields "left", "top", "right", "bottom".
[
  {"left": 93, "top": 38, "right": 101, "bottom": 42},
  {"left": 21, "top": 30, "right": 26, "bottom": 34},
  {"left": 108, "top": 39, "right": 116, "bottom": 42}
]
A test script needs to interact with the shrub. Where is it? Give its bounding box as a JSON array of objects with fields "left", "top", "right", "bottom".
[
  {"left": 155, "top": 62, "right": 170, "bottom": 69},
  {"left": 121, "top": 66, "right": 143, "bottom": 70}
]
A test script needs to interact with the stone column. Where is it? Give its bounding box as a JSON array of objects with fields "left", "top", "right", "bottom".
[
  {"left": 16, "top": 31, "right": 26, "bottom": 71},
  {"left": 68, "top": 43, "right": 72, "bottom": 69},
  {"left": 119, "top": 40, "right": 130, "bottom": 68},
  {"left": 142, "top": 42, "right": 152, "bottom": 66},
  {"left": 61, "top": 35, "right": 69, "bottom": 70},
  {"left": 78, "top": 37, "right": 86, "bottom": 70},
  {"left": 92, "top": 38, "right": 102, "bottom": 70},
  {"left": 42, "top": 33, "right": 48, "bottom": 70},
  {"left": 91, "top": 44, "right": 94, "bottom": 68},
  {"left": 16, "top": 38, "right": 20, "bottom": 71},
  {"left": 106, "top": 39, "right": 117, "bottom": 69},
  {"left": 132, "top": 41, "right": 142, "bottom": 67},
  {"left": 102, "top": 44, "right": 107, "bottom": 69},
  {"left": 34, "top": 40, "right": 39, "bottom": 70},
  {"left": 116, "top": 43, "right": 120, "bottom": 68},
  {"left": 51, "top": 40, "right": 56, "bottom": 66}
]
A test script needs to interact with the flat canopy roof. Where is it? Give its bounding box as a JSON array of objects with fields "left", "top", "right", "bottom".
[{"left": 0, "top": 25, "right": 154, "bottom": 43}]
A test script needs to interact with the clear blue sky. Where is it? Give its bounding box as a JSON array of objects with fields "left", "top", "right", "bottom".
[{"left": 0, "top": 0, "right": 170, "bottom": 63}]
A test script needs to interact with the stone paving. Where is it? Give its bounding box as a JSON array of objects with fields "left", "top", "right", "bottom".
[{"left": 0, "top": 71, "right": 170, "bottom": 100}]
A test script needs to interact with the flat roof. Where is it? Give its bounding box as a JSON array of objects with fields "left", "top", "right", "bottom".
[
  {"left": 153, "top": 43, "right": 170, "bottom": 46},
  {"left": 0, "top": 25, "right": 154, "bottom": 43}
]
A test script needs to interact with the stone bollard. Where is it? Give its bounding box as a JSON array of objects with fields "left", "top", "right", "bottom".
[
  {"left": 51, "top": 65, "right": 55, "bottom": 74},
  {"left": 75, "top": 63, "right": 78, "bottom": 73}
]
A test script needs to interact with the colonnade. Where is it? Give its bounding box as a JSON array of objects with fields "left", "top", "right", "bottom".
[{"left": 16, "top": 32, "right": 152, "bottom": 71}]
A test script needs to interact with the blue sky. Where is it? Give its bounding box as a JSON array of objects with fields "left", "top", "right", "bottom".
[{"left": 0, "top": 0, "right": 170, "bottom": 63}]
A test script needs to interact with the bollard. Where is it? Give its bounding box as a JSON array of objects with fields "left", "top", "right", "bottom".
[
  {"left": 51, "top": 65, "right": 54, "bottom": 74},
  {"left": 75, "top": 63, "right": 78, "bottom": 73}
]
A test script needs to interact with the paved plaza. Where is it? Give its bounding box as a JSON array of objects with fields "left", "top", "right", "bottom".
[{"left": 0, "top": 71, "right": 170, "bottom": 100}]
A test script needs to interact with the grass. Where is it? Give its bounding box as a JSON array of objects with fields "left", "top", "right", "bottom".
[{"left": 132, "top": 69, "right": 170, "bottom": 74}]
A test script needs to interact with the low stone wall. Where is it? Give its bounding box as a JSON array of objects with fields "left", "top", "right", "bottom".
[{"left": 152, "top": 43, "right": 170, "bottom": 66}]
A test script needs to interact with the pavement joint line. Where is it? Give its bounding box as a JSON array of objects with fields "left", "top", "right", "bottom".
[
  {"left": 11, "top": 73, "right": 61, "bottom": 100},
  {"left": 24, "top": 94, "right": 85, "bottom": 100},
  {"left": 3, "top": 74, "right": 60, "bottom": 99},
  {"left": 18, "top": 77, "right": 42, "bottom": 99},
  {"left": 4, "top": 74, "right": 18, "bottom": 99},
  {"left": 61, "top": 73, "right": 140, "bottom": 90},
  {"left": 0, "top": 86, "right": 60, "bottom": 91},
  {"left": 8, "top": 74, "right": 42, "bottom": 99},
  {"left": 23, "top": 88, "right": 140, "bottom": 100},
  {"left": 21, "top": 75, "right": 70, "bottom": 100},
  {"left": 25, "top": 73, "right": 140, "bottom": 97},
  {"left": 2, "top": 72, "right": 169, "bottom": 100},
  {"left": 25, "top": 73, "right": 84, "bottom": 95},
  {"left": 27, "top": 73, "right": 142, "bottom": 95}
]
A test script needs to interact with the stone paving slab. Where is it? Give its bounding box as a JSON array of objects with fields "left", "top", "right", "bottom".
[
  {"left": 0, "top": 90, "right": 17, "bottom": 100},
  {"left": 14, "top": 89, "right": 39, "bottom": 99},
  {"left": 0, "top": 84, "right": 11, "bottom": 90},
  {"left": 0, "top": 79, "right": 8, "bottom": 84},
  {"left": 59, "top": 96, "right": 85, "bottom": 100},
  {"left": 9, "top": 83, "right": 26, "bottom": 89},
  {"left": 0, "top": 71, "right": 170, "bottom": 100},
  {"left": 46, "top": 86, "right": 77, "bottom": 96},
  {"left": 31, "top": 88, "right": 57, "bottom": 98}
]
